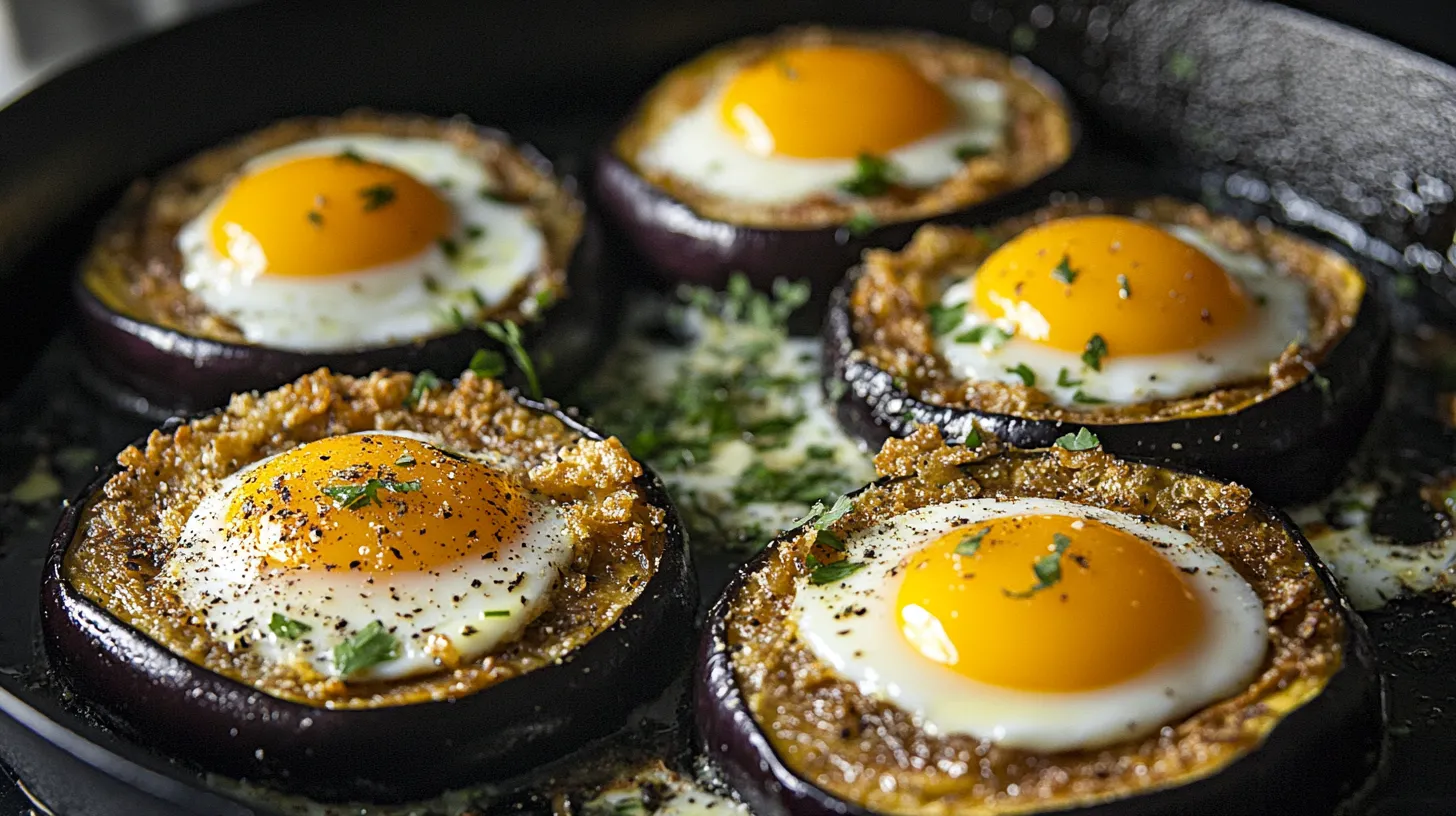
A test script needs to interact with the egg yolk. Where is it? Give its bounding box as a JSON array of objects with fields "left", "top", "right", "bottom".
[
  {"left": 895, "top": 514, "right": 1205, "bottom": 692},
  {"left": 209, "top": 155, "right": 453, "bottom": 277},
  {"left": 223, "top": 434, "right": 529, "bottom": 573},
  {"left": 719, "top": 46, "right": 954, "bottom": 159},
  {"left": 971, "top": 216, "right": 1252, "bottom": 356}
]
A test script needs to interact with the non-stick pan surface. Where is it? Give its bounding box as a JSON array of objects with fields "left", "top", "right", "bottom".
[{"left": 2, "top": 1, "right": 1456, "bottom": 814}]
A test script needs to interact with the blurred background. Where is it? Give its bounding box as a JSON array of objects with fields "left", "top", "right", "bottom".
[{"left": 0, "top": 0, "right": 1453, "bottom": 106}]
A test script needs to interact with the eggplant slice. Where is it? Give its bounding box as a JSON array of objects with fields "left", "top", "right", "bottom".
[
  {"left": 594, "top": 26, "right": 1078, "bottom": 307},
  {"left": 74, "top": 112, "right": 612, "bottom": 418},
  {"left": 824, "top": 198, "right": 1390, "bottom": 505},
  {"left": 41, "top": 371, "right": 696, "bottom": 802},
  {"left": 697, "top": 426, "right": 1383, "bottom": 816}
]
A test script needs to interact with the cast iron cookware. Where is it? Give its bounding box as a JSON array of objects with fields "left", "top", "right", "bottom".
[{"left": 2, "top": 0, "right": 1456, "bottom": 814}]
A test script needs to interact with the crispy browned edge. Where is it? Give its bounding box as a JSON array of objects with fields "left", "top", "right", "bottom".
[
  {"left": 849, "top": 197, "right": 1365, "bottom": 423},
  {"left": 61, "top": 369, "right": 665, "bottom": 709},
  {"left": 611, "top": 26, "right": 1074, "bottom": 229},
  {"left": 722, "top": 426, "right": 1343, "bottom": 814},
  {"left": 80, "top": 111, "right": 583, "bottom": 344}
]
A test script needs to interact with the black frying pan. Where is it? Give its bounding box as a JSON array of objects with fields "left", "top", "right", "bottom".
[{"left": 2, "top": 1, "right": 1456, "bottom": 814}]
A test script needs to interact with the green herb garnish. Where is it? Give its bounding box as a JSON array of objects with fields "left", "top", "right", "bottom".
[
  {"left": 332, "top": 621, "right": 399, "bottom": 678},
  {"left": 405, "top": 370, "right": 441, "bottom": 408},
  {"left": 337, "top": 147, "right": 365, "bottom": 163},
  {"left": 321, "top": 478, "right": 422, "bottom": 510},
  {"left": 732, "top": 461, "right": 851, "bottom": 505},
  {"left": 481, "top": 610, "right": 511, "bottom": 619},
  {"left": 468, "top": 348, "right": 506, "bottom": 379},
  {"left": 359, "top": 183, "right": 397, "bottom": 212},
  {"left": 809, "top": 560, "right": 867, "bottom": 585},
  {"left": 1005, "top": 363, "right": 1036, "bottom": 387},
  {"left": 482, "top": 320, "right": 541, "bottom": 399},
  {"left": 1052, "top": 255, "right": 1078, "bottom": 284},
  {"left": 1082, "top": 333, "right": 1108, "bottom": 371},
  {"left": 962, "top": 425, "right": 983, "bottom": 448},
  {"left": 1072, "top": 390, "right": 1107, "bottom": 404},
  {"left": 1055, "top": 428, "right": 1101, "bottom": 451},
  {"left": 463, "top": 224, "right": 486, "bottom": 241},
  {"left": 306, "top": 210, "right": 324, "bottom": 227},
  {"left": 846, "top": 210, "right": 878, "bottom": 237},
  {"left": 838, "top": 153, "right": 897, "bottom": 197},
  {"left": 394, "top": 453, "right": 416, "bottom": 467},
  {"left": 268, "top": 613, "right": 311, "bottom": 640},
  {"left": 955, "top": 527, "right": 990, "bottom": 557},
  {"left": 1004, "top": 533, "right": 1072, "bottom": 598},
  {"left": 1312, "top": 372, "right": 1332, "bottom": 405},
  {"left": 927, "top": 302, "right": 967, "bottom": 336},
  {"left": 955, "top": 323, "right": 1013, "bottom": 349},
  {"left": 437, "top": 237, "right": 460, "bottom": 260},
  {"left": 1057, "top": 368, "right": 1082, "bottom": 387},
  {"left": 954, "top": 143, "right": 990, "bottom": 161}
]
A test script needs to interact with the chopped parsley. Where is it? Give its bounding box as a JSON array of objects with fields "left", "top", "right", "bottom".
[
  {"left": 1004, "top": 533, "right": 1072, "bottom": 598},
  {"left": 1056, "top": 368, "right": 1082, "bottom": 388},
  {"left": 955, "top": 527, "right": 989, "bottom": 557},
  {"left": 1055, "top": 427, "right": 1101, "bottom": 451},
  {"left": 463, "top": 224, "right": 486, "bottom": 241},
  {"left": 394, "top": 453, "right": 416, "bottom": 467},
  {"left": 955, "top": 323, "right": 1012, "bottom": 349},
  {"left": 268, "top": 613, "right": 311, "bottom": 640},
  {"left": 1312, "top": 372, "right": 1333, "bottom": 405},
  {"left": 1052, "top": 255, "right": 1078, "bottom": 284},
  {"left": 954, "top": 143, "right": 990, "bottom": 161},
  {"left": 809, "top": 559, "right": 867, "bottom": 585},
  {"left": 337, "top": 147, "right": 365, "bottom": 163},
  {"left": 1082, "top": 333, "right": 1108, "bottom": 371},
  {"left": 838, "top": 153, "right": 898, "bottom": 197},
  {"left": 961, "top": 424, "right": 983, "bottom": 448},
  {"left": 532, "top": 289, "right": 556, "bottom": 313},
  {"left": 437, "top": 237, "right": 461, "bottom": 260},
  {"left": 306, "top": 210, "right": 324, "bottom": 227},
  {"left": 469, "top": 348, "right": 506, "bottom": 379},
  {"left": 1072, "top": 389, "right": 1107, "bottom": 405},
  {"left": 732, "top": 461, "right": 850, "bottom": 505},
  {"left": 321, "top": 478, "right": 422, "bottom": 510},
  {"left": 1005, "top": 363, "right": 1036, "bottom": 387},
  {"left": 332, "top": 621, "right": 399, "bottom": 678},
  {"left": 405, "top": 370, "right": 441, "bottom": 408},
  {"left": 358, "top": 183, "right": 397, "bottom": 212},
  {"left": 927, "top": 302, "right": 967, "bottom": 336},
  {"left": 481, "top": 610, "right": 512, "bottom": 619},
  {"left": 1117, "top": 274, "right": 1131, "bottom": 299},
  {"left": 793, "top": 494, "right": 856, "bottom": 531},
  {"left": 845, "top": 210, "right": 878, "bottom": 237},
  {"left": 483, "top": 320, "right": 542, "bottom": 399}
]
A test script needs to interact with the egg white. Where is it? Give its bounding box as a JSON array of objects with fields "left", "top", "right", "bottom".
[
  {"left": 638, "top": 77, "right": 1006, "bottom": 204},
  {"left": 177, "top": 135, "right": 547, "bottom": 352},
  {"left": 161, "top": 430, "right": 574, "bottom": 683},
  {"left": 792, "top": 497, "right": 1268, "bottom": 752},
  {"left": 934, "top": 225, "right": 1312, "bottom": 407}
]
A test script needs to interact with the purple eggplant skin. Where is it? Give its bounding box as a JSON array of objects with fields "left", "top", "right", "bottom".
[
  {"left": 591, "top": 65, "right": 1082, "bottom": 317},
  {"left": 822, "top": 264, "right": 1391, "bottom": 507},
  {"left": 74, "top": 136, "right": 612, "bottom": 420},
  {"left": 40, "top": 394, "right": 696, "bottom": 803},
  {"left": 695, "top": 477, "right": 1385, "bottom": 816}
]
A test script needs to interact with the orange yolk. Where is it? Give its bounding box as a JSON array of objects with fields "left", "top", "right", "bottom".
[
  {"left": 209, "top": 155, "right": 453, "bottom": 278},
  {"left": 895, "top": 514, "right": 1204, "bottom": 692},
  {"left": 223, "top": 434, "right": 527, "bottom": 573},
  {"left": 971, "top": 216, "right": 1251, "bottom": 356},
  {"left": 719, "top": 46, "right": 954, "bottom": 158}
]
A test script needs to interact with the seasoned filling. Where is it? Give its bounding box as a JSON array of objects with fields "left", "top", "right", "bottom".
[
  {"left": 848, "top": 198, "right": 1364, "bottom": 422},
  {"left": 613, "top": 27, "right": 1073, "bottom": 229},
  {"left": 64, "top": 370, "right": 665, "bottom": 708},
  {"left": 81, "top": 112, "right": 581, "bottom": 348},
  {"left": 723, "top": 426, "right": 1344, "bottom": 814}
]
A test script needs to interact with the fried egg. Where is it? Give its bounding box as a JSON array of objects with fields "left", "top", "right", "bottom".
[
  {"left": 162, "top": 430, "right": 573, "bottom": 683},
  {"left": 933, "top": 216, "right": 1310, "bottom": 407},
  {"left": 793, "top": 497, "right": 1267, "bottom": 751},
  {"left": 177, "top": 135, "right": 546, "bottom": 352},
  {"left": 637, "top": 45, "right": 1007, "bottom": 203}
]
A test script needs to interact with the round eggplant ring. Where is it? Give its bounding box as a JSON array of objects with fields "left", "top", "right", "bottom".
[
  {"left": 74, "top": 114, "right": 613, "bottom": 419},
  {"left": 41, "top": 375, "right": 696, "bottom": 802},
  {"left": 696, "top": 430, "right": 1384, "bottom": 816},
  {"left": 823, "top": 202, "right": 1391, "bottom": 506},
  {"left": 593, "top": 27, "right": 1080, "bottom": 314}
]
